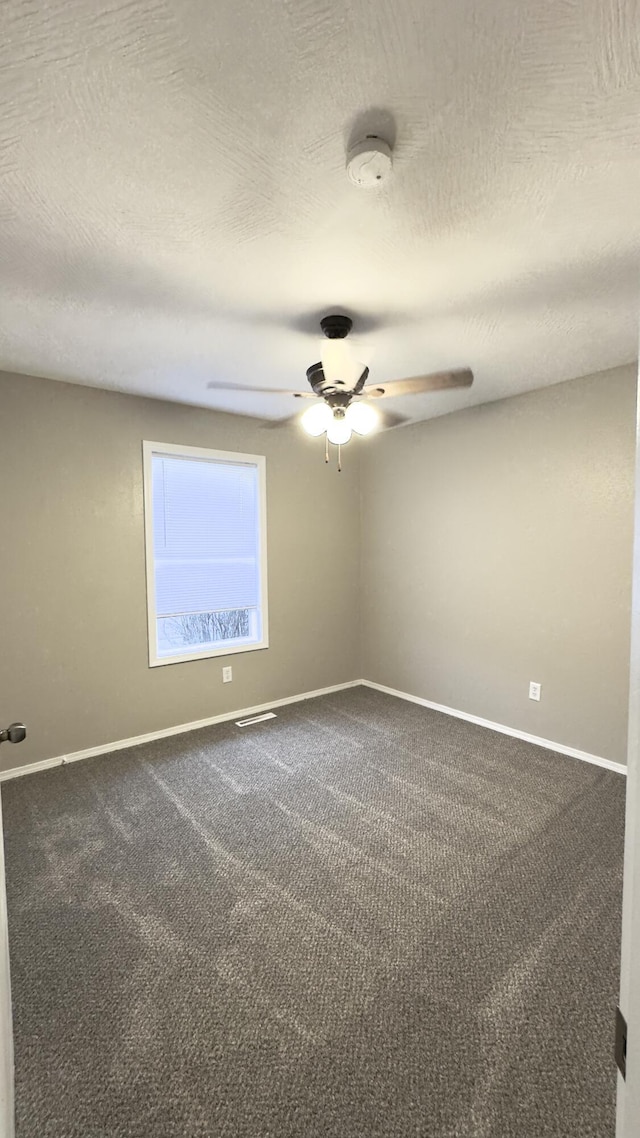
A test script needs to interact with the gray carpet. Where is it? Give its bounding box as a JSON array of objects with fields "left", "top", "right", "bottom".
[{"left": 1, "top": 687, "right": 625, "bottom": 1137}]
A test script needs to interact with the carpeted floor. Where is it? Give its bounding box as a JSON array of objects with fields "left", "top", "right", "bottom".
[{"left": 1, "top": 687, "right": 626, "bottom": 1137}]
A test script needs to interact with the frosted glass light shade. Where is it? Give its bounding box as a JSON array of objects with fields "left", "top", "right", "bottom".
[
  {"left": 321, "top": 339, "right": 348, "bottom": 387},
  {"left": 321, "top": 339, "right": 365, "bottom": 389},
  {"left": 301, "top": 402, "right": 332, "bottom": 436},
  {"left": 345, "top": 402, "right": 379, "bottom": 435},
  {"left": 326, "top": 416, "right": 352, "bottom": 445}
]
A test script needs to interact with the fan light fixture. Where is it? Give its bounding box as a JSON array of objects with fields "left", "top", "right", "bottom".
[
  {"left": 326, "top": 416, "right": 352, "bottom": 446},
  {"left": 345, "top": 402, "right": 379, "bottom": 435},
  {"left": 300, "top": 402, "right": 332, "bottom": 436},
  {"left": 301, "top": 401, "right": 379, "bottom": 443}
]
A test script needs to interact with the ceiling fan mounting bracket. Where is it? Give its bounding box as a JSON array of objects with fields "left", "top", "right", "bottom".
[{"left": 320, "top": 314, "right": 352, "bottom": 340}]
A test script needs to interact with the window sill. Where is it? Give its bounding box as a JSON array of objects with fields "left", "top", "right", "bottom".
[{"left": 149, "top": 637, "right": 269, "bottom": 667}]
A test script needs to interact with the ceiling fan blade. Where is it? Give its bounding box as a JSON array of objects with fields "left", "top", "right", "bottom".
[
  {"left": 362, "top": 368, "right": 474, "bottom": 398},
  {"left": 206, "top": 381, "right": 314, "bottom": 397}
]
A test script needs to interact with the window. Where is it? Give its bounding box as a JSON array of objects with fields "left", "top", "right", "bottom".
[{"left": 143, "top": 441, "right": 268, "bottom": 666}]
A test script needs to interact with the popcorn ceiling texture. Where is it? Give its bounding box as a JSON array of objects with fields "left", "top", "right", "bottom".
[{"left": 1, "top": 0, "right": 639, "bottom": 422}]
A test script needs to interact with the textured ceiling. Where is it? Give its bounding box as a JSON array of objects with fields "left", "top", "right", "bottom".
[{"left": 1, "top": 0, "right": 640, "bottom": 424}]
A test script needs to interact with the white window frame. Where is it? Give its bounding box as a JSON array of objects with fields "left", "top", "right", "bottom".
[{"left": 142, "top": 440, "right": 268, "bottom": 667}]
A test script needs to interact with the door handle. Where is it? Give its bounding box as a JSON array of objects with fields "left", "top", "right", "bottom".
[{"left": 0, "top": 723, "right": 26, "bottom": 745}]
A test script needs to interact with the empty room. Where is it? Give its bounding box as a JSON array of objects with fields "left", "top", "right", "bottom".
[{"left": 1, "top": 1, "right": 640, "bottom": 1135}]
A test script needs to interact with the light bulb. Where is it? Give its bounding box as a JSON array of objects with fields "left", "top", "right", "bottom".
[
  {"left": 345, "top": 402, "right": 379, "bottom": 435},
  {"left": 301, "top": 402, "right": 332, "bottom": 436},
  {"left": 326, "top": 416, "right": 352, "bottom": 445}
]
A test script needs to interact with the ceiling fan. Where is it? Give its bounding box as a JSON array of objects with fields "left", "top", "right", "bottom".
[{"left": 207, "top": 315, "right": 473, "bottom": 467}]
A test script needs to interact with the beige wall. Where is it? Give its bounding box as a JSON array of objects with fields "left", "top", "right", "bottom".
[
  {"left": 1, "top": 364, "right": 636, "bottom": 773},
  {"left": 360, "top": 365, "right": 637, "bottom": 764},
  {"left": 0, "top": 372, "right": 361, "bottom": 771}
]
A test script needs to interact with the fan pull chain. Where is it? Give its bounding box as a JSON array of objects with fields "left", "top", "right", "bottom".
[
  {"left": 325, "top": 434, "right": 329, "bottom": 464},
  {"left": 337, "top": 444, "right": 342, "bottom": 472}
]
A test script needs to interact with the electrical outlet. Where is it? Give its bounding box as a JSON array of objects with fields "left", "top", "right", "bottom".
[
  {"left": 529, "top": 681, "right": 541, "bottom": 702},
  {"left": 222, "top": 666, "right": 233, "bottom": 683}
]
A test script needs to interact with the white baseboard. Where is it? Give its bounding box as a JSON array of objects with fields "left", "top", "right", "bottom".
[
  {"left": 0, "top": 680, "right": 361, "bottom": 783},
  {"left": 361, "top": 679, "right": 627, "bottom": 776},
  {"left": 0, "top": 792, "right": 14, "bottom": 1138},
  {"left": 1, "top": 676, "right": 626, "bottom": 783}
]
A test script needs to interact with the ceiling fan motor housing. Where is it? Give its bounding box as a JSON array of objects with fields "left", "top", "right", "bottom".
[{"left": 306, "top": 359, "right": 369, "bottom": 403}]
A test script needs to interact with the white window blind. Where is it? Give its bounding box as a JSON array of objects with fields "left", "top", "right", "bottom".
[
  {"left": 152, "top": 455, "right": 260, "bottom": 617},
  {"left": 143, "top": 442, "right": 268, "bottom": 666}
]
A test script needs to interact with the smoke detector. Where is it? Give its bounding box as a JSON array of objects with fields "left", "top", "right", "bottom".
[{"left": 346, "top": 136, "right": 393, "bottom": 188}]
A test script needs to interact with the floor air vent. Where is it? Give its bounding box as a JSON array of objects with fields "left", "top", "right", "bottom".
[{"left": 235, "top": 712, "right": 277, "bottom": 728}]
